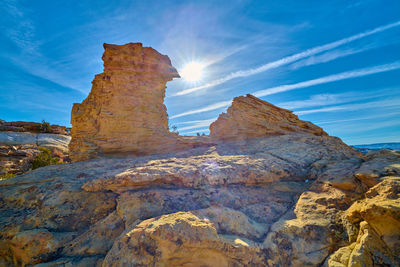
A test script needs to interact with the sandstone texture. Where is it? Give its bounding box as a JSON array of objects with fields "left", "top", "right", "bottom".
[
  {"left": 210, "top": 94, "right": 327, "bottom": 141},
  {"left": 0, "top": 120, "right": 68, "bottom": 135},
  {"left": 1, "top": 132, "right": 399, "bottom": 266},
  {"left": 0, "top": 132, "right": 71, "bottom": 177},
  {"left": 69, "top": 43, "right": 203, "bottom": 162},
  {"left": 0, "top": 132, "right": 70, "bottom": 153},
  {"left": 1, "top": 43, "right": 399, "bottom": 266},
  {"left": 0, "top": 145, "right": 41, "bottom": 176}
]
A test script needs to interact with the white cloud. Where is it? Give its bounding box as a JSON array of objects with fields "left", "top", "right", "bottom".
[
  {"left": 253, "top": 61, "right": 400, "bottom": 98},
  {"left": 290, "top": 47, "right": 368, "bottom": 69},
  {"left": 171, "top": 62, "right": 400, "bottom": 119},
  {"left": 176, "top": 118, "right": 217, "bottom": 131},
  {"left": 174, "top": 20, "right": 400, "bottom": 96},
  {"left": 296, "top": 98, "right": 400, "bottom": 115},
  {"left": 334, "top": 120, "right": 400, "bottom": 133},
  {"left": 315, "top": 111, "right": 400, "bottom": 125},
  {"left": 170, "top": 100, "right": 231, "bottom": 119},
  {"left": 181, "top": 128, "right": 210, "bottom": 135},
  {"left": 277, "top": 88, "right": 395, "bottom": 110}
]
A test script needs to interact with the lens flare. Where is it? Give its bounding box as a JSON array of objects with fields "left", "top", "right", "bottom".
[{"left": 180, "top": 62, "right": 204, "bottom": 82}]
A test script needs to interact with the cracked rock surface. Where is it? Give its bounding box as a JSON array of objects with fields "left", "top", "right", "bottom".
[{"left": 1, "top": 132, "right": 399, "bottom": 266}]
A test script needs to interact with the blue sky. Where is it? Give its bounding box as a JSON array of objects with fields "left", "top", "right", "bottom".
[{"left": 1, "top": 0, "right": 399, "bottom": 145}]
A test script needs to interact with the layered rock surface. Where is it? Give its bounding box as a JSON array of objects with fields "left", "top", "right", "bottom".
[
  {"left": 69, "top": 43, "right": 202, "bottom": 161},
  {"left": 1, "top": 43, "right": 399, "bottom": 266},
  {"left": 0, "top": 132, "right": 71, "bottom": 176},
  {"left": 210, "top": 94, "right": 327, "bottom": 141},
  {"left": 1, "top": 133, "right": 399, "bottom": 266},
  {"left": 0, "top": 120, "right": 68, "bottom": 135}
]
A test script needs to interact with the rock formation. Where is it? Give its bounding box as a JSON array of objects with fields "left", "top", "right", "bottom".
[
  {"left": 210, "top": 94, "right": 327, "bottom": 141},
  {"left": 1, "top": 131, "right": 399, "bottom": 266},
  {"left": 0, "top": 130, "right": 71, "bottom": 177},
  {"left": 0, "top": 120, "right": 68, "bottom": 135},
  {"left": 1, "top": 43, "right": 399, "bottom": 266},
  {"left": 0, "top": 145, "right": 40, "bottom": 176},
  {"left": 70, "top": 43, "right": 199, "bottom": 161}
]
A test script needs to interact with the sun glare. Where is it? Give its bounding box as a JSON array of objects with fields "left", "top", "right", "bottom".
[{"left": 181, "top": 62, "right": 204, "bottom": 82}]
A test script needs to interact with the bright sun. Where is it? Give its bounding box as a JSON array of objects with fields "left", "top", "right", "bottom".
[{"left": 180, "top": 62, "right": 204, "bottom": 82}]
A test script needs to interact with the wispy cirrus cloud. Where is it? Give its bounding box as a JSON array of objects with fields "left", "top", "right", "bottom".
[
  {"left": 289, "top": 47, "right": 368, "bottom": 70},
  {"left": 171, "top": 61, "right": 400, "bottom": 119},
  {"left": 170, "top": 100, "right": 231, "bottom": 119},
  {"left": 174, "top": 20, "right": 400, "bottom": 96},
  {"left": 175, "top": 118, "right": 217, "bottom": 131},
  {"left": 296, "top": 97, "right": 400, "bottom": 115},
  {"left": 181, "top": 128, "right": 210, "bottom": 135},
  {"left": 333, "top": 119, "right": 400, "bottom": 134},
  {"left": 1, "top": 1, "right": 89, "bottom": 94},
  {"left": 315, "top": 111, "right": 400, "bottom": 125},
  {"left": 253, "top": 61, "right": 400, "bottom": 98},
  {"left": 277, "top": 88, "right": 395, "bottom": 110}
]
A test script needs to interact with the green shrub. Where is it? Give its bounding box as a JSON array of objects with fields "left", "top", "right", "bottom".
[
  {"left": 169, "top": 125, "right": 179, "bottom": 135},
  {"left": 32, "top": 147, "right": 60, "bottom": 170},
  {"left": 0, "top": 173, "right": 16, "bottom": 180},
  {"left": 40, "top": 120, "right": 52, "bottom": 133}
]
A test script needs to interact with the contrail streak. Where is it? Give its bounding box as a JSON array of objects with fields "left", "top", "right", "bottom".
[
  {"left": 170, "top": 100, "right": 232, "bottom": 119},
  {"left": 174, "top": 20, "right": 400, "bottom": 96},
  {"left": 253, "top": 61, "right": 400, "bottom": 98},
  {"left": 171, "top": 61, "right": 400, "bottom": 119}
]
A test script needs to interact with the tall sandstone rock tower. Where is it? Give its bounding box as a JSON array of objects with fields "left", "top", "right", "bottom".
[{"left": 69, "top": 43, "right": 183, "bottom": 161}]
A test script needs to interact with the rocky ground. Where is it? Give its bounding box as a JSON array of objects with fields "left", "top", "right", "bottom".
[
  {"left": 0, "top": 130, "right": 71, "bottom": 177},
  {"left": 1, "top": 43, "right": 399, "bottom": 266},
  {"left": 0, "top": 133, "right": 399, "bottom": 266}
]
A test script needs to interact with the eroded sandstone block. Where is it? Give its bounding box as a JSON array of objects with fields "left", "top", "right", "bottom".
[
  {"left": 69, "top": 43, "right": 187, "bottom": 161},
  {"left": 210, "top": 94, "right": 327, "bottom": 141}
]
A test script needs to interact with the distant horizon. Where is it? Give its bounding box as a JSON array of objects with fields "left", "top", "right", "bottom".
[{"left": 1, "top": 0, "right": 399, "bottom": 145}]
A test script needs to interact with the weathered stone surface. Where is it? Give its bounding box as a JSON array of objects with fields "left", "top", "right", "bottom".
[
  {"left": 0, "top": 145, "right": 40, "bottom": 175},
  {"left": 37, "top": 134, "right": 71, "bottom": 153},
  {"left": 69, "top": 43, "right": 204, "bottom": 161},
  {"left": 62, "top": 211, "right": 124, "bottom": 256},
  {"left": 1, "top": 132, "right": 382, "bottom": 266},
  {"left": 9, "top": 229, "right": 75, "bottom": 265},
  {"left": 0, "top": 132, "right": 70, "bottom": 153},
  {"left": 1, "top": 48, "right": 399, "bottom": 266},
  {"left": 102, "top": 212, "right": 265, "bottom": 267},
  {"left": 0, "top": 133, "right": 70, "bottom": 176},
  {"left": 325, "top": 176, "right": 400, "bottom": 266},
  {"left": 0, "top": 132, "right": 37, "bottom": 145},
  {"left": 210, "top": 94, "right": 327, "bottom": 141},
  {"left": 354, "top": 149, "right": 400, "bottom": 187},
  {"left": 0, "top": 121, "right": 68, "bottom": 135}
]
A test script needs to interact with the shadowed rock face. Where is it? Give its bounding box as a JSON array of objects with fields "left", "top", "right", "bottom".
[
  {"left": 69, "top": 43, "right": 186, "bottom": 161},
  {"left": 210, "top": 94, "right": 327, "bottom": 141}
]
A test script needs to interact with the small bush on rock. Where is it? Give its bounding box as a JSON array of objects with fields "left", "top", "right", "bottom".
[
  {"left": 0, "top": 173, "right": 16, "bottom": 180},
  {"left": 40, "top": 120, "right": 52, "bottom": 133},
  {"left": 32, "top": 147, "right": 60, "bottom": 170}
]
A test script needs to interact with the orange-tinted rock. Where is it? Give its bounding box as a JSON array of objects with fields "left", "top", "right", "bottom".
[
  {"left": 102, "top": 212, "right": 265, "bottom": 266},
  {"left": 0, "top": 121, "right": 68, "bottom": 135},
  {"left": 210, "top": 94, "right": 327, "bottom": 141},
  {"left": 69, "top": 43, "right": 202, "bottom": 161}
]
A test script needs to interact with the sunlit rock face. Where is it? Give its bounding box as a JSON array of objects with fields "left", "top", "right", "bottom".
[
  {"left": 69, "top": 43, "right": 187, "bottom": 161},
  {"left": 4, "top": 43, "right": 398, "bottom": 266},
  {"left": 210, "top": 94, "right": 327, "bottom": 141}
]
